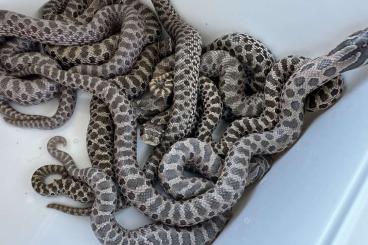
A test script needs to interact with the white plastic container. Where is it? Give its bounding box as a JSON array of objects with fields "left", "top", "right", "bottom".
[{"left": 0, "top": 1, "right": 368, "bottom": 244}]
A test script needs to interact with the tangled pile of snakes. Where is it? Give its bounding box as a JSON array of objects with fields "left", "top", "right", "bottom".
[{"left": 1, "top": 0, "right": 368, "bottom": 244}]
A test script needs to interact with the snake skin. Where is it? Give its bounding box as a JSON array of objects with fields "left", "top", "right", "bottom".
[
  {"left": 204, "top": 33, "right": 275, "bottom": 93},
  {"left": 2, "top": 0, "right": 367, "bottom": 244},
  {"left": 69, "top": 2, "right": 162, "bottom": 78},
  {"left": 21, "top": 26, "right": 368, "bottom": 228},
  {"left": 151, "top": 50, "right": 264, "bottom": 118},
  {"left": 144, "top": 33, "right": 273, "bottom": 179},
  {"left": 148, "top": 53, "right": 344, "bottom": 157},
  {"left": 3, "top": 87, "right": 76, "bottom": 129},
  {"left": 0, "top": 4, "right": 129, "bottom": 45},
  {"left": 158, "top": 138, "right": 270, "bottom": 200},
  {"left": 31, "top": 38, "right": 174, "bottom": 213},
  {"left": 0, "top": 70, "right": 59, "bottom": 105},
  {"left": 0, "top": 38, "right": 60, "bottom": 105},
  {"left": 47, "top": 136, "right": 230, "bottom": 244},
  {"left": 0, "top": 36, "right": 77, "bottom": 128},
  {"left": 12, "top": 0, "right": 271, "bottom": 228},
  {"left": 214, "top": 56, "right": 344, "bottom": 156},
  {"left": 1, "top": 3, "right": 167, "bottom": 130},
  {"left": 141, "top": 0, "right": 202, "bottom": 182},
  {"left": 142, "top": 74, "right": 223, "bottom": 147},
  {"left": 41, "top": 0, "right": 121, "bottom": 67},
  {"left": 205, "top": 33, "right": 345, "bottom": 116},
  {"left": 31, "top": 164, "right": 94, "bottom": 204},
  {"left": 0, "top": 100, "right": 44, "bottom": 120},
  {"left": 45, "top": 96, "right": 127, "bottom": 216},
  {"left": 40, "top": 0, "right": 90, "bottom": 22},
  {"left": 149, "top": 72, "right": 174, "bottom": 98}
]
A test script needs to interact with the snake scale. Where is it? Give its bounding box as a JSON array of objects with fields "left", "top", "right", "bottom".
[
  {"left": 20, "top": 27, "right": 368, "bottom": 243},
  {"left": 1, "top": 0, "right": 367, "bottom": 244},
  {"left": 16, "top": 14, "right": 368, "bottom": 226},
  {"left": 143, "top": 52, "right": 343, "bottom": 156}
]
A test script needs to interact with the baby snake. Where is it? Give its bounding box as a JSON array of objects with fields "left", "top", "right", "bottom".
[
  {"left": 21, "top": 27, "right": 368, "bottom": 243},
  {"left": 1, "top": 0, "right": 367, "bottom": 244}
]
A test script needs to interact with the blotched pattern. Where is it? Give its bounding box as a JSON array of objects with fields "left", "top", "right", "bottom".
[{"left": 0, "top": 0, "right": 367, "bottom": 244}]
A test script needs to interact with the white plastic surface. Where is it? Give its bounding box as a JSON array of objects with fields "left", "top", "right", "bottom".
[{"left": 0, "top": 1, "right": 368, "bottom": 244}]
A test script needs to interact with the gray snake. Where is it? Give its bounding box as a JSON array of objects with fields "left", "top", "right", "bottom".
[
  {"left": 22, "top": 27, "right": 368, "bottom": 243},
  {"left": 17, "top": 14, "right": 368, "bottom": 229},
  {"left": 0, "top": 0, "right": 367, "bottom": 244}
]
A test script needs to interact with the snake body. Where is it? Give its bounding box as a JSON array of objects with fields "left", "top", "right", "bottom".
[
  {"left": 1, "top": 0, "right": 367, "bottom": 244},
  {"left": 1, "top": 3, "right": 168, "bottom": 130},
  {"left": 69, "top": 2, "right": 161, "bottom": 78},
  {"left": 0, "top": 36, "right": 78, "bottom": 129},
  {"left": 147, "top": 53, "right": 344, "bottom": 156},
  {"left": 17, "top": 0, "right": 216, "bottom": 227},
  {"left": 213, "top": 56, "right": 344, "bottom": 156},
  {"left": 204, "top": 33, "right": 275, "bottom": 93},
  {"left": 31, "top": 164, "right": 94, "bottom": 204},
  {"left": 158, "top": 138, "right": 270, "bottom": 200},
  {"left": 0, "top": 4, "right": 129, "bottom": 45},
  {"left": 151, "top": 50, "right": 264, "bottom": 118},
  {"left": 0, "top": 38, "right": 60, "bottom": 104},
  {"left": 205, "top": 33, "right": 344, "bottom": 118},
  {"left": 141, "top": 0, "right": 203, "bottom": 182},
  {"left": 48, "top": 136, "right": 230, "bottom": 244},
  {"left": 31, "top": 37, "right": 174, "bottom": 213},
  {"left": 41, "top": 0, "right": 121, "bottom": 67},
  {"left": 142, "top": 74, "right": 223, "bottom": 147},
  {"left": 2, "top": 88, "right": 76, "bottom": 129},
  {"left": 21, "top": 26, "right": 368, "bottom": 228},
  {"left": 40, "top": 0, "right": 90, "bottom": 22}
]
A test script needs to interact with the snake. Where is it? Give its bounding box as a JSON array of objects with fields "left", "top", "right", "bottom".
[
  {"left": 66, "top": 2, "right": 162, "bottom": 78},
  {"left": 31, "top": 38, "right": 174, "bottom": 213},
  {"left": 147, "top": 51, "right": 343, "bottom": 157},
  {"left": 1, "top": 0, "right": 166, "bottom": 130},
  {"left": 142, "top": 47, "right": 273, "bottom": 146},
  {"left": 140, "top": 31, "right": 276, "bottom": 181},
  {"left": 41, "top": 0, "right": 120, "bottom": 25},
  {"left": 47, "top": 136, "right": 230, "bottom": 244},
  {"left": 0, "top": 3, "right": 135, "bottom": 45},
  {"left": 158, "top": 138, "right": 270, "bottom": 201},
  {"left": 3, "top": 0, "right": 367, "bottom": 243},
  {"left": 150, "top": 50, "right": 264, "bottom": 118},
  {"left": 140, "top": 0, "right": 202, "bottom": 183},
  {"left": 40, "top": 27, "right": 366, "bottom": 241},
  {"left": 40, "top": 0, "right": 162, "bottom": 79},
  {"left": 32, "top": 96, "right": 126, "bottom": 216},
  {"left": 31, "top": 164, "right": 95, "bottom": 204},
  {"left": 41, "top": 0, "right": 121, "bottom": 67},
  {"left": 5, "top": 40, "right": 170, "bottom": 130},
  {"left": 33, "top": 76, "right": 224, "bottom": 214},
  {"left": 141, "top": 74, "right": 223, "bottom": 147},
  {"left": 203, "top": 33, "right": 275, "bottom": 94},
  {"left": 40, "top": 0, "right": 89, "bottom": 22},
  {"left": 213, "top": 56, "right": 344, "bottom": 156},
  {"left": 0, "top": 70, "right": 58, "bottom": 105},
  {"left": 205, "top": 33, "right": 345, "bottom": 117},
  {"left": 15, "top": 0, "right": 218, "bottom": 227},
  {"left": 2, "top": 87, "right": 77, "bottom": 129},
  {"left": 18, "top": 26, "right": 368, "bottom": 228},
  {"left": 0, "top": 37, "right": 60, "bottom": 105},
  {"left": 0, "top": 36, "right": 78, "bottom": 129}
]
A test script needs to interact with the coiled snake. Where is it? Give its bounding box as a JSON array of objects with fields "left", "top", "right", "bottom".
[
  {"left": 20, "top": 27, "right": 368, "bottom": 243},
  {"left": 1, "top": 0, "right": 367, "bottom": 244}
]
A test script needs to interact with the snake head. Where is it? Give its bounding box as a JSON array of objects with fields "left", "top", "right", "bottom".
[{"left": 328, "top": 27, "right": 368, "bottom": 72}]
